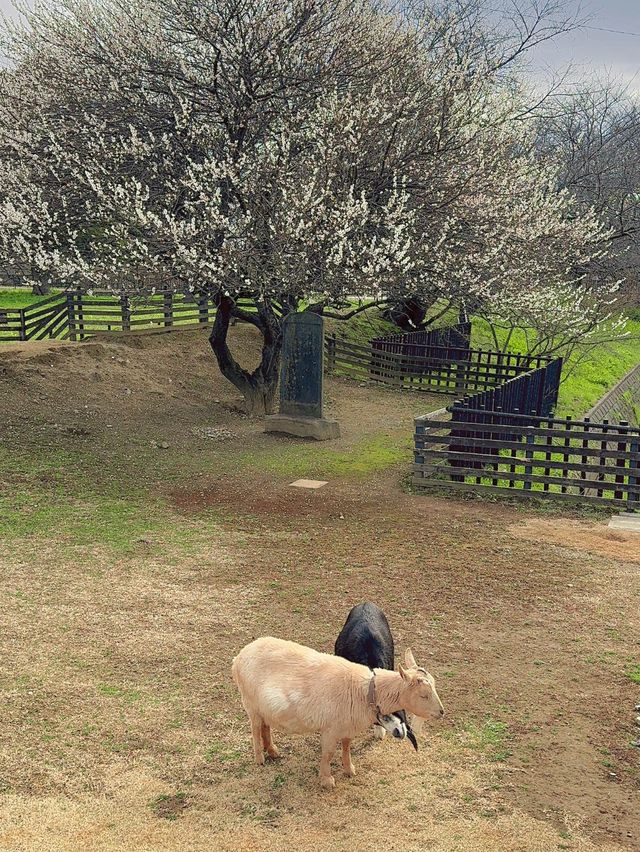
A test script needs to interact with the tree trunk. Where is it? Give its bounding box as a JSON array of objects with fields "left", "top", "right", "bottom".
[
  {"left": 242, "top": 376, "right": 279, "bottom": 416},
  {"left": 383, "top": 297, "right": 428, "bottom": 330},
  {"left": 31, "top": 281, "right": 51, "bottom": 295},
  {"left": 209, "top": 295, "right": 283, "bottom": 416}
]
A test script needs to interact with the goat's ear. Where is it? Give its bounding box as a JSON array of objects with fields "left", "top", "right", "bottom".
[
  {"left": 399, "top": 665, "right": 410, "bottom": 681},
  {"left": 405, "top": 649, "right": 417, "bottom": 669}
]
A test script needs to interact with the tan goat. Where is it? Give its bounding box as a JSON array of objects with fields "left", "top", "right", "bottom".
[{"left": 231, "top": 636, "right": 444, "bottom": 789}]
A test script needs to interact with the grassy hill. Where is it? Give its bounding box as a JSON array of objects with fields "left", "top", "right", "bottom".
[{"left": 471, "top": 314, "right": 640, "bottom": 418}]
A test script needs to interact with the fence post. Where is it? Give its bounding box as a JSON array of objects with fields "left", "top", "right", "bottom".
[
  {"left": 523, "top": 427, "right": 535, "bottom": 491},
  {"left": 579, "top": 417, "right": 590, "bottom": 496},
  {"left": 67, "top": 292, "right": 77, "bottom": 341},
  {"left": 414, "top": 417, "right": 425, "bottom": 471},
  {"left": 75, "top": 289, "right": 85, "bottom": 341},
  {"left": 163, "top": 291, "right": 173, "bottom": 328},
  {"left": 449, "top": 401, "right": 464, "bottom": 483},
  {"left": 18, "top": 308, "right": 26, "bottom": 341},
  {"left": 120, "top": 293, "right": 131, "bottom": 333},
  {"left": 597, "top": 420, "right": 609, "bottom": 498},
  {"left": 536, "top": 365, "right": 546, "bottom": 415},
  {"left": 543, "top": 415, "right": 553, "bottom": 492},
  {"left": 198, "top": 293, "right": 209, "bottom": 325},
  {"left": 454, "top": 355, "right": 467, "bottom": 397},
  {"left": 628, "top": 438, "right": 639, "bottom": 512},
  {"left": 554, "top": 357, "right": 563, "bottom": 411},
  {"left": 561, "top": 416, "right": 572, "bottom": 494},
  {"left": 369, "top": 340, "right": 382, "bottom": 382},
  {"left": 614, "top": 421, "right": 629, "bottom": 502},
  {"left": 487, "top": 403, "right": 499, "bottom": 487},
  {"left": 326, "top": 333, "right": 336, "bottom": 372}
]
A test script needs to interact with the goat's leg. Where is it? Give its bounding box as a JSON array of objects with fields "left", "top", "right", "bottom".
[
  {"left": 318, "top": 732, "right": 339, "bottom": 790},
  {"left": 261, "top": 722, "right": 280, "bottom": 759},
  {"left": 341, "top": 738, "right": 355, "bottom": 777},
  {"left": 250, "top": 716, "right": 265, "bottom": 765}
]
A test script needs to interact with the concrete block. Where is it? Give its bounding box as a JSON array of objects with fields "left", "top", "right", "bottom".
[
  {"left": 289, "top": 479, "right": 328, "bottom": 489},
  {"left": 264, "top": 414, "right": 340, "bottom": 441},
  {"left": 608, "top": 513, "right": 640, "bottom": 533}
]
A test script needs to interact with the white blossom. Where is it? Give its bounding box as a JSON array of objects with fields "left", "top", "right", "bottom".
[{"left": 0, "top": 0, "right": 620, "bottom": 355}]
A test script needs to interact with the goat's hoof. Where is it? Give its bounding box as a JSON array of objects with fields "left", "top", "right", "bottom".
[
  {"left": 344, "top": 763, "right": 356, "bottom": 778},
  {"left": 254, "top": 753, "right": 265, "bottom": 766},
  {"left": 320, "top": 775, "right": 336, "bottom": 790},
  {"left": 266, "top": 747, "right": 281, "bottom": 760},
  {"left": 373, "top": 726, "right": 386, "bottom": 740}
]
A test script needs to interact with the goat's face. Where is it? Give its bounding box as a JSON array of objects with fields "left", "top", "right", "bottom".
[
  {"left": 399, "top": 648, "right": 444, "bottom": 721},
  {"left": 377, "top": 712, "right": 407, "bottom": 740}
]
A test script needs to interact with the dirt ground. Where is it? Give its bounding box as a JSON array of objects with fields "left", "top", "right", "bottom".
[{"left": 0, "top": 326, "right": 639, "bottom": 852}]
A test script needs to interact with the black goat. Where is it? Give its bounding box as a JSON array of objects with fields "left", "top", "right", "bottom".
[{"left": 335, "top": 602, "right": 418, "bottom": 750}]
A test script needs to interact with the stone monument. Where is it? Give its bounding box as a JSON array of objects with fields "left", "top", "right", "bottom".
[{"left": 265, "top": 311, "right": 340, "bottom": 440}]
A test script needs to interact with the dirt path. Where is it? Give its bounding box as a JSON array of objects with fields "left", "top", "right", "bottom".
[{"left": 0, "top": 328, "right": 638, "bottom": 851}]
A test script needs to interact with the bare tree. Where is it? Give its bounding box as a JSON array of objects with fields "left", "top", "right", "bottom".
[{"left": 537, "top": 80, "right": 640, "bottom": 296}]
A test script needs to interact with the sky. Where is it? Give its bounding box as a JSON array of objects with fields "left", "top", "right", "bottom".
[
  {"left": 524, "top": 0, "right": 640, "bottom": 94},
  {"left": 0, "top": 0, "right": 638, "bottom": 94}
]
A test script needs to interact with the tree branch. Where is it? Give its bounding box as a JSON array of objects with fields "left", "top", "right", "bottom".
[{"left": 321, "top": 299, "right": 390, "bottom": 320}]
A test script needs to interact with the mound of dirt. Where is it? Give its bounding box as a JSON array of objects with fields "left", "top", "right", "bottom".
[
  {"left": 0, "top": 328, "right": 256, "bottom": 438},
  {"left": 0, "top": 325, "right": 434, "bottom": 466},
  {"left": 510, "top": 518, "right": 640, "bottom": 564}
]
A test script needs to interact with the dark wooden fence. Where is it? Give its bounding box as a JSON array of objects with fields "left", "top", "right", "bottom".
[
  {"left": 413, "top": 357, "right": 640, "bottom": 509},
  {"left": 451, "top": 356, "right": 563, "bottom": 421},
  {"left": 325, "top": 332, "right": 554, "bottom": 396},
  {"left": 0, "top": 291, "right": 257, "bottom": 343},
  {"left": 414, "top": 409, "right": 640, "bottom": 509},
  {"left": 372, "top": 321, "right": 471, "bottom": 356}
]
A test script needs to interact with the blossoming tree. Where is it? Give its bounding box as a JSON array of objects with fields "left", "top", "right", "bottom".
[{"left": 0, "top": 0, "right": 617, "bottom": 413}]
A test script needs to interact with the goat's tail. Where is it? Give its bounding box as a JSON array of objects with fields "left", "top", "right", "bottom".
[{"left": 231, "top": 654, "right": 240, "bottom": 687}]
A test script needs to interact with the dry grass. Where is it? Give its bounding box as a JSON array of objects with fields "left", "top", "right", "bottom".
[{"left": 0, "top": 328, "right": 639, "bottom": 851}]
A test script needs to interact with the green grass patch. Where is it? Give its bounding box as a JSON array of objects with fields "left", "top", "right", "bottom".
[
  {"left": 239, "top": 434, "right": 407, "bottom": 478},
  {"left": 325, "top": 308, "right": 397, "bottom": 347},
  {"left": 98, "top": 683, "right": 142, "bottom": 703},
  {"left": 625, "top": 665, "right": 640, "bottom": 684},
  {"left": 0, "top": 477, "right": 208, "bottom": 558},
  {"left": 470, "top": 317, "right": 529, "bottom": 356},
  {"left": 149, "top": 792, "right": 188, "bottom": 821},
  {"left": 471, "top": 314, "right": 640, "bottom": 419},
  {"left": 0, "top": 287, "right": 61, "bottom": 309},
  {"left": 0, "top": 489, "right": 168, "bottom": 553},
  {"left": 450, "top": 718, "right": 512, "bottom": 762},
  {"left": 204, "top": 741, "right": 246, "bottom": 764},
  {"left": 558, "top": 323, "right": 640, "bottom": 419},
  {"left": 0, "top": 436, "right": 221, "bottom": 497}
]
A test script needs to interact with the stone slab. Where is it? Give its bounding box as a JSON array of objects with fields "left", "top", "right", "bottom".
[
  {"left": 264, "top": 414, "right": 340, "bottom": 441},
  {"left": 608, "top": 513, "right": 640, "bottom": 533},
  {"left": 289, "top": 479, "right": 328, "bottom": 489},
  {"left": 280, "top": 312, "right": 324, "bottom": 419}
]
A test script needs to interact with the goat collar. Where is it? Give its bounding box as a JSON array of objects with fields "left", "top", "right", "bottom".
[
  {"left": 369, "top": 670, "right": 390, "bottom": 727},
  {"left": 368, "top": 668, "right": 381, "bottom": 716}
]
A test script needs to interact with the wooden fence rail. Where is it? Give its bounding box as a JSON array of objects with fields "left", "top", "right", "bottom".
[
  {"left": 371, "top": 321, "right": 472, "bottom": 356},
  {"left": 414, "top": 408, "right": 640, "bottom": 509},
  {"left": 0, "top": 291, "right": 258, "bottom": 343},
  {"left": 324, "top": 334, "right": 556, "bottom": 396}
]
